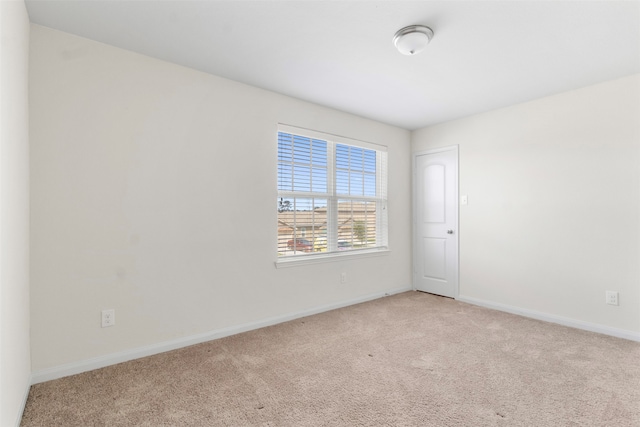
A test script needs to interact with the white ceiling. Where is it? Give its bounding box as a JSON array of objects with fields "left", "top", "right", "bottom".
[{"left": 24, "top": 0, "right": 640, "bottom": 130}]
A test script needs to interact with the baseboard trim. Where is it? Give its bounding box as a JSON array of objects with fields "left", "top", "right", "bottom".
[
  {"left": 457, "top": 295, "right": 640, "bottom": 342},
  {"left": 15, "top": 373, "right": 32, "bottom": 427},
  {"left": 31, "top": 286, "right": 411, "bottom": 385}
]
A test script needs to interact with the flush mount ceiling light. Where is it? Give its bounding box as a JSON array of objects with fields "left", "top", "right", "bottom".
[{"left": 393, "top": 25, "right": 434, "bottom": 55}]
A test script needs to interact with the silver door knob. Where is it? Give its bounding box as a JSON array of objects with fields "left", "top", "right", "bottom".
[{"left": 447, "top": 230, "right": 454, "bottom": 234}]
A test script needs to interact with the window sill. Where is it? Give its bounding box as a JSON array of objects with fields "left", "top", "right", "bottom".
[{"left": 274, "top": 248, "right": 390, "bottom": 268}]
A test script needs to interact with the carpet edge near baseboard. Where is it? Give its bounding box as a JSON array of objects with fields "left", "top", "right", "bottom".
[
  {"left": 30, "top": 286, "right": 412, "bottom": 385},
  {"left": 457, "top": 295, "right": 640, "bottom": 342}
]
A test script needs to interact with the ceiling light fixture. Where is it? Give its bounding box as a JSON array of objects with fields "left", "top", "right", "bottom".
[{"left": 393, "top": 25, "right": 434, "bottom": 55}]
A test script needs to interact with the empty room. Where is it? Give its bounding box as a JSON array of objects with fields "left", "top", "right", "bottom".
[{"left": 2, "top": 1, "right": 639, "bottom": 426}]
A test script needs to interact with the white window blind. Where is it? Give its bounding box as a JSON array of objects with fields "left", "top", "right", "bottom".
[{"left": 277, "top": 125, "right": 388, "bottom": 260}]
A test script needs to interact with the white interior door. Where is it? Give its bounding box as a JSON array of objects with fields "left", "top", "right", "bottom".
[{"left": 413, "top": 147, "right": 458, "bottom": 298}]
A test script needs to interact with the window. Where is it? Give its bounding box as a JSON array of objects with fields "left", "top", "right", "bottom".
[{"left": 277, "top": 125, "right": 388, "bottom": 261}]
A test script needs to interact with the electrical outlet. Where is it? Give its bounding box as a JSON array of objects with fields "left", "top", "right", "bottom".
[
  {"left": 340, "top": 272, "right": 347, "bottom": 284},
  {"left": 605, "top": 291, "right": 619, "bottom": 306},
  {"left": 101, "top": 309, "right": 115, "bottom": 327}
]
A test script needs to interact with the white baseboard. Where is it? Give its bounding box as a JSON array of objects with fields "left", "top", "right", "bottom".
[
  {"left": 31, "top": 286, "right": 411, "bottom": 385},
  {"left": 15, "top": 374, "right": 32, "bottom": 427},
  {"left": 457, "top": 295, "right": 640, "bottom": 342}
]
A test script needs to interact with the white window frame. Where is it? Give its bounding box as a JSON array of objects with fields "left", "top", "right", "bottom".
[{"left": 276, "top": 124, "right": 389, "bottom": 267}]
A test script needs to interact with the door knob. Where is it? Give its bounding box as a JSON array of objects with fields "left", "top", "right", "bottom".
[{"left": 447, "top": 230, "right": 454, "bottom": 234}]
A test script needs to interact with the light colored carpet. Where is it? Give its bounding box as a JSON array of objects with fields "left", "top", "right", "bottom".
[{"left": 21, "top": 291, "right": 640, "bottom": 426}]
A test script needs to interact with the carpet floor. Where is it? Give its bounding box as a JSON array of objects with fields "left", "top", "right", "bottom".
[{"left": 21, "top": 291, "right": 640, "bottom": 426}]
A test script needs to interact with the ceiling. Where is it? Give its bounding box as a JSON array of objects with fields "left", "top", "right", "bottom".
[{"left": 24, "top": 1, "right": 640, "bottom": 130}]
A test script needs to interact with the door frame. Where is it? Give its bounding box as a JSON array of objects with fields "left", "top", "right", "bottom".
[{"left": 412, "top": 145, "right": 460, "bottom": 298}]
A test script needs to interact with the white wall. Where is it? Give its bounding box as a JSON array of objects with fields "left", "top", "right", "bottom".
[
  {"left": 29, "top": 25, "right": 412, "bottom": 375},
  {"left": 0, "top": 0, "right": 31, "bottom": 425},
  {"left": 413, "top": 74, "right": 640, "bottom": 336}
]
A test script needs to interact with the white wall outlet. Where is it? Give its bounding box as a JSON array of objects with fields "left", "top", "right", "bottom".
[
  {"left": 460, "top": 195, "right": 468, "bottom": 205},
  {"left": 605, "top": 291, "right": 618, "bottom": 306},
  {"left": 340, "top": 272, "right": 347, "bottom": 284},
  {"left": 101, "top": 309, "right": 115, "bottom": 327}
]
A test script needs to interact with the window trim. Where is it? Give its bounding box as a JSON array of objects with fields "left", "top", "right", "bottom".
[
  {"left": 274, "top": 246, "right": 390, "bottom": 268},
  {"left": 276, "top": 124, "right": 389, "bottom": 265}
]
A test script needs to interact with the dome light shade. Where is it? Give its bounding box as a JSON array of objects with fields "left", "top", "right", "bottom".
[{"left": 393, "top": 25, "right": 434, "bottom": 55}]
